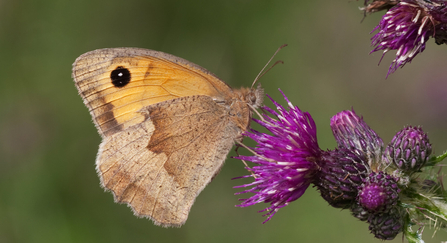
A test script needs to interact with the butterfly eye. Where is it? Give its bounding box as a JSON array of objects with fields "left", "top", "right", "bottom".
[
  {"left": 249, "top": 92, "right": 257, "bottom": 104},
  {"left": 110, "top": 66, "right": 131, "bottom": 88}
]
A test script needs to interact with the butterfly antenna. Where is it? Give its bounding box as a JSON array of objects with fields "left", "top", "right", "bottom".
[{"left": 251, "top": 44, "right": 288, "bottom": 89}]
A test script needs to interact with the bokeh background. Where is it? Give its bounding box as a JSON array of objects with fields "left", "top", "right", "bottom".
[{"left": 1, "top": 0, "right": 447, "bottom": 242}]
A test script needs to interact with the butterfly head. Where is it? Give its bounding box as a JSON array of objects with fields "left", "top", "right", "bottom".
[
  {"left": 228, "top": 85, "right": 264, "bottom": 132},
  {"left": 249, "top": 84, "right": 264, "bottom": 109},
  {"left": 237, "top": 84, "right": 264, "bottom": 110}
]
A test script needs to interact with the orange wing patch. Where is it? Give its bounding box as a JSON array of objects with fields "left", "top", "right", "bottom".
[{"left": 72, "top": 48, "right": 233, "bottom": 137}]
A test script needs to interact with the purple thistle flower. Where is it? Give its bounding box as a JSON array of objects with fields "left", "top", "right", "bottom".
[
  {"left": 234, "top": 91, "right": 447, "bottom": 243},
  {"left": 234, "top": 90, "right": 320, "bottom": 222},
  {"left": 370, "top": 0, "right": 447, "bottom": 76}
]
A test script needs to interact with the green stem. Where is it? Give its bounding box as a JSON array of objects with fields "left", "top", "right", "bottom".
[
  {"left": 404, "top": 228, "right": 425, "bottom": 243},
  {"left": 425, "top": 150, "right": 447, "bottom": 167}
]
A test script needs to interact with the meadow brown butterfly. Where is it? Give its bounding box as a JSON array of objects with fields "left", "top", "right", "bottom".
[{"left": 71, "top": 48, "right": 264, "bottom": 227}]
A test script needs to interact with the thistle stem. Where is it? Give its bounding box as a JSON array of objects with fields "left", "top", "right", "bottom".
[{"left": 425, "top": 150, "right": 447, "bottom": 166}]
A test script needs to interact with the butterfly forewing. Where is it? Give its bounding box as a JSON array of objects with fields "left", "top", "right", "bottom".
[{"left": 72, "top": 48, "right": 234, "bottom": 137}]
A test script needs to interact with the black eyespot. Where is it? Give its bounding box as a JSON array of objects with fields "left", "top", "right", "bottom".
[{"left": 110, "top": 66, "right": 131, "bottom": 88}]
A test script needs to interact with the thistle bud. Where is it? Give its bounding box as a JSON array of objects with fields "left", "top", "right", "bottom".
[
  {"left": 385, "top": 126, "right": 432, "bottom": 173},
  {"left": 315, "top": 149, "right": 369, "bottom": 208},
  {"left": 330, "top": 110, "right": 384, "bottom": 168},
  {"left": 367, "top": 208, "right": 403, "bottom": 240},
  {"left": 358, "top": 171, "right": 400, "bottom": 213}
]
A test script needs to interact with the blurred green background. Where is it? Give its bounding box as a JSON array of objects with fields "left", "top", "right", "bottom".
[{"left": 1, "top": 0, "right": 447, "bottom": 242}]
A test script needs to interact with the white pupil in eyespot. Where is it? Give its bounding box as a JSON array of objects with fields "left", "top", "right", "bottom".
[{"left": 118, "top": 72, "right": 123, "bottom": 77}]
